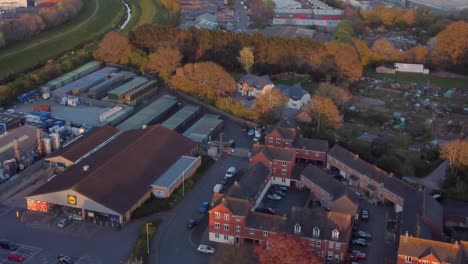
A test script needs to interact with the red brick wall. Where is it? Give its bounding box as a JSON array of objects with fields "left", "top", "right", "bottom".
[
  {"left": 296, "top": 149, "right": 327, "bottom": 162},
  {"left": 271, "top": 159, "right": 294, "bottom": 179},
  {"left": 209, "top": 204, "right": 245, "bottom": 237},
  {"left": 265, "top": 130, "right": 293, "bottom": 148},
  {"left": 250, "top": 152, "right": 271, "bottom": 168}
]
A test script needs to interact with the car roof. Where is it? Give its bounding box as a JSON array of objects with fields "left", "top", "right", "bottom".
[{"left": 228, "top": 167, "right": 235, "bottom": 170}]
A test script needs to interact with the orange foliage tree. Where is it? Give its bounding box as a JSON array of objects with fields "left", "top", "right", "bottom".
[
  {"left": 406, "top": 45, "right": 429, "bottom": 63},
  {"left": 316, "top": 83, "right": 351, "bottom": 110},
  {"left": 307, "top": 95, "right": 343, "bottom": 133},
  {"left": 145, "top": 47, "right": 183, "bottom": 82},
  {"left": 371, "top": 38, "right": 404, "bottom": 61},
  {"left": 252, "top": 88, "right": 288, "bottom": 123},
  {"left": 432, "top": 21, "right": 468, "bottom": 66},
  {"left": 255, "top": 234, "right": 321, "bottom": 264},
  {"left": 440, "top": 139, "right": 468, "bottom": 177},
  {"left": 94, "top": 32, "right": 133, "bottom": 64}
]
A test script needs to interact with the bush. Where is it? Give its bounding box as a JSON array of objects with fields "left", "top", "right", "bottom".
[{"left": 128, "top": 219, "right": 161, "bottom": 263}]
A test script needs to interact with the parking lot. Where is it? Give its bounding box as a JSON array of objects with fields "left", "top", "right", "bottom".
[
  {"left": 257, "top": 186, "right": 310, "bottom": 216},
  {"left": 0, "top": 244, "right": 42, "bottom": 264}
]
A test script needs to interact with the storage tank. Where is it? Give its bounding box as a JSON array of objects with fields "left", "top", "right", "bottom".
[
  {"left": 43, "top": 138, "right": 52, "bottom": 154},
  {"left": 2, "top": 159, "right": 17, "bottom": 176},
  {"left": 50, "top": 133, "right": 61, "bottom": 151}
]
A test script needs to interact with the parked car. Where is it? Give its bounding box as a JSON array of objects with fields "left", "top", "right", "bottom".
[
  {"left": 253, "top": 135, "right": 261, "bottom": 143},
  {"left": 225, "top": 167, "right": 236, "bottom": 178},
  {"left": 247, "top": 129, "right": 255, "bottom": 136},
  {"left": 271, "top": 185, "right": 288, "bottom": 192},
  {"left": 213, "top": 184, "right": 224, "bottom": 193},
  {"left": 267, "top": 194, "right": 281, "bottom": 201},
  {"left": 199, "top": 202, "right": 210, "bottom": 213},
  {"left": 361, "top": 210, "right": 369, "bottom": 220},
  {"left": 7, "top": 252, "right": 25, "bottom": 262},
  {"left": 351, "top": 238, "right": 367, "bottom": 247},
  {"left": 58, "top": 217, "right": 72, "bottom": 228},
  {"left": 187, "top": 219, "right": 197, "bottom": 229},
  {"left": 256, "top": 207, "right": 275, "bottom": 215},
  {"left": 197, "top": 244, "right": 216, "bottom": 254},
  {"left": 270, "top": 189, "right": 286, "bottom": 197},
  {"left": 351, "top": 250, "right": 367, "bottom": 260},
  {"left": 0, "top": 239, "right": 17, "bottom": 250},
  {"left": 57, "top": 255, "right": 73, "bottom": 264},
  {"left": 355, "top": 230, "right": 372, "bottom": 239}
]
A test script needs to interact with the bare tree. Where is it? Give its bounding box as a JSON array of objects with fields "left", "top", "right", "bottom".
[{"left": 440, "top": 139, "right": 468, "bottom": 177}]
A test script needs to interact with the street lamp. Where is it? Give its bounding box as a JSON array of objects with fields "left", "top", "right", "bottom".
[{"left": 146, "top": 222, "right": 153, "bottom": 255}]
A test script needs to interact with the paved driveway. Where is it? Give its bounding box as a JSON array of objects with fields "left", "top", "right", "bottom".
[{"left": 151, "top": 156, "right": 249, "bottom": 264}]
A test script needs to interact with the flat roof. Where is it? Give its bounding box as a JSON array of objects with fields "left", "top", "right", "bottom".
[
  {"left": 117, "top": 95, "right": 178, "bottom": 131},
  {"left": 407, "top": 0, "right": 468, "bottom": 10},
  {"left": 162, "top": 105, "right": 200, "bottom": 131},
  {"left": 151, "top": 156, "right": 199, "bottom": 189},
  {"left": 108, "top": 77, "right": 148, "bottom": 96},
  {"left": 183, "top": 114, "right": 223, "bottom": 142}
]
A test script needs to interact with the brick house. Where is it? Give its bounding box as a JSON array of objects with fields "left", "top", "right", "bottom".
[
  {"left": 300, "top": 165, "right": 359, "bottom": 216},
  {"left": 265, "top": 127, "right": 328, "bottom": 165},
  {"left": 250, "top": 145, "right": 296, "bottom": 186},
  {"left": 397, "top": 234, "right": 464, "bottom": 264}
]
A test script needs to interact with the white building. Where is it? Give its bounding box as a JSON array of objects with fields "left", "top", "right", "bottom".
[
  {"left": 278, "top": 83, "right": 310, "bottom": 109},
  {"left": 394, "top": 63, "right": 429, "bottom": 74},
  {"left": 273, "top": 0, "right": 302, "bottom": 9},
  {"left": 237, "top": 74, "right": 275, "bottom": 97},
  {"left": 405, "top": 0, "right": 468, "bottom": 15}
]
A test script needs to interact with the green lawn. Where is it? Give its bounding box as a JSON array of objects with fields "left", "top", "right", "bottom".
[
  {"left": 121, "top": 0, "right": 174, "bottom": 34},
  {"left": 364, "top": 68, "right": 467, "bottom": 90},
  {"left": 0, "top": 0, "right": 123, "bottom": 81}
]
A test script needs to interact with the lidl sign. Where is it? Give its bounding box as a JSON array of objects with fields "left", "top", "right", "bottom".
[{"left": 67, "top": 195, "right": 77, "bottom": 205}]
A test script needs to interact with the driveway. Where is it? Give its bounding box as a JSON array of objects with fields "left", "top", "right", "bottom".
[
  {"left": 151, "top": 156, "right": 249, "bottom": 264},
  {"left": 411, "top": 160, "right": 447, "bottom": 192}
]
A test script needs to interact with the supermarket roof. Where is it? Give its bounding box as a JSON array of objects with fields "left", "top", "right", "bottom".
[{"left": 151, "top": 156, "right": 200, "bottom": 189}]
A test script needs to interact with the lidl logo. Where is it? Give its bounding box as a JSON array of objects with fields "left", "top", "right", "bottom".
[{"left": 67, "top": 195, "right": 77, "bottom": 205}]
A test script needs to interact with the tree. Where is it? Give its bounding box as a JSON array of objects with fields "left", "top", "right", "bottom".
[
  {"left": 160, "top": 0, "right": 180, "bottom": 12},
  {"left": 334, "top": 45, "right": 362, "bottom": 82},
  {"left": 406, "top": 45, "right": 429, "bottom": 63},
  {"left": 170, "top": 62, "right": 237, "bottom": 101},
  {"left": 432, "top": 21, "right": 468, "bottom": 66},
  {"left": 238, "top": 47, "right": 255, "bottom": 73},
  {"left": 333, "top": 20, "right": 355, "bottom": 42},
  {"left": 145, "top": 47, "right": 182, "bottom": 82},
  {"left": 352, "top": 38, "right": 373, "bottom": 66},
  {"left": 306, "top": 95, "right": 343, "bottom": 132},
  {"left": 440, "top": 139, "right": 468, "bottom": 177},
  {"left": 255, "top": 234, "right": 321, "bottom": 264},
  {"left": 371, "top": 38, "right": 404, "bottom": 61},
  {"left": 94, "top": 32, "right": 132, "bottom": 64},
  {"left": 252, "top": 88, "right": 288, "bottom": 123},
  {"left": 316, "top": 83, "right": 351, "bottom": 110},
  {"left": 0, "top": 85, "right": 13, "bottom": 104}
]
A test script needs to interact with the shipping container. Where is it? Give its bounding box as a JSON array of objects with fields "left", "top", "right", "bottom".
[
  {"left": 88, "top": 72, "right": 128, "bottom": 99},
  {"left": 17, "top": 90, "right": 39, "bottom": 103},
  {"left": 30, "top": 110, "right": 52, "bottom": 121},
  {"left": 124, "top": 80, "right": 158, "bottom": 104},
  {"left": 162, "top": 105, "right": 200, "bottom": 132},
  {"left": 71, "top": 67, "right": 118, "bottom": 95},
  {"left": 33, "top": 105, "right": 51, "bottom": 112},
  {"left": 107, "top": 77, "right": 148, "bottom": 102}
]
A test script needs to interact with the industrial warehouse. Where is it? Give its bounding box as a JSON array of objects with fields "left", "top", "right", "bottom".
[{"left": 25, "top": 125, "right": 199, "bottom": 225}]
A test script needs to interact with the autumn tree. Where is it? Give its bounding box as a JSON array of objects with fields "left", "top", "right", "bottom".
[
  {"left": 316, "top": 83, "right": 351, "bottom": 110},
  {"left": 145, "top": 47, "right": 183, "bottom": 82},
  {"left": 0, "top": 85, "right": 13, "bottom": 104},
  {"left": 371, "top": 38, "right": 404, "bottom": 61},
  {"left": 94, "top": 32, "right": 133, "bottom": 64},
  {"left": 432, "top": 21, "right": 468, "bottom": 66},
  {"left": 252, "top": 88, "right": 288, "bottom": 123},
  {"left": 255, "top": 234, "right": 321, "bottom": 264},
  {"left": 170, "top": 62, "right": 236, "bottom": 101},
  {"left": 406, "top": 45, "right": 429, "bottom": 63},
  {"left": 160, "top": 0, "right": 180, "bottom": 12},
  {"left": 333, "top": 20, "right": 355, "bottom": 42},
  {"left": 238, "top": 46, "right": 255, "bottom": 73},
  {"left": 334, "top": 45, "right": 363, "bottom": 82},
  {"left": 440, "top": 139, "right": 468, "bottom": 177},
  {"left": 352, "top": 38, "right": 373, "bottom": 66},
  {"left": 307, "top": 95, "right": 343, "bottom": 132}
]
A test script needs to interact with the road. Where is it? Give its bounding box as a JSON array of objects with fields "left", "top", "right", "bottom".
[
  {"left": 234, "top": 0, "right": 250, "bottom": 32},
  {"left": 151, "top": 156, "right": 249, "bottom": 264},
  {"left": 0, "top": 0, "right": 100, "bottom": 61},
  {"left": 411, "top": 160, "right": 448, "bottom": 192}
]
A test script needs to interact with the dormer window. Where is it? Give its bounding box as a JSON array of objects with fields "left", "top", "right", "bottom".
[
  {"left": 332, "top": 229, "right": 339, "bottom": 240},
  {"left": 294, "top": 224, "right": 301, "bottom": 234},
  {"left": 313, "top": 227, "right": 320, "bottom": 237}
]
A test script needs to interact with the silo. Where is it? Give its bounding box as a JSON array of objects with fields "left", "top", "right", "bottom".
[
  {"left": 43, "top": 138, "right": 52, "bottom": 154},
  {"left": 50, "top": 133, "right": 61, "bottom": 151}
]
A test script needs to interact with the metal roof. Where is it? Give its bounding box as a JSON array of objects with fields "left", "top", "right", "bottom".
[
  {"left": 117, "top": 95, "right": 178, "bottom": 131},
  {"left": 108, "top": 77, "right": 148, "bottom": 96},
  {"left": 151, "top": 156, "right": 200, "bottom": 189},
  {"left": 183, "top": 114, "right": 223, "bottom": 142},
  {"left": 162, "top": 105, "right": 200, "bottom": 131}
]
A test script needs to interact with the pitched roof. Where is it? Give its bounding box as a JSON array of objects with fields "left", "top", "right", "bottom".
[
  {"left": 268, "top": 127, "right": 298, "bottom": 141},
  {"left": 277, "top": 83, "right": 308, "bottom": 100},
  {"left": 251, "top": 145, "right": 295, "bottom": 162},
  {"left": 245, "top": 211, "right": 288, "bottom": 232},
  {"left": 222, "top": 197, "right": 251, "bottom": 216},
  {"left": 398, "top": 236, "right": 463, "bottom": 264},
  {"left": 227, "top": 162, "right": 270, "bottom": 200},
  {"left": 47, "top": 126, "right": 119, "bottom": 163},
  {"left": 295, "top": 138, "right": 329, "bottom": 152},
  {"left": 29, "top": 125, "right": 197, "bottom": 214},
  {"left": 301, "top": 165, "right": 359, "bottom": 204},
  {"left": 238, "top": 74, "right": 273, "bottom": 90}
]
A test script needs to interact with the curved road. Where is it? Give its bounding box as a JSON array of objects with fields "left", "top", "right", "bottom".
[{"left": 0, "top": 0, "right": 100, "bottom": 61}]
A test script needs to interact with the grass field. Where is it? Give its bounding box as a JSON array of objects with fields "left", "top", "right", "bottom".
[
  {"left": 0, "top": 0, "right": 123, "bottom": 81},
  {"left": 364, "top": 68, "right": 467, "bottom": 90},
  {"left": 121, "top": 0, "right": 173, "bottom": 34}
]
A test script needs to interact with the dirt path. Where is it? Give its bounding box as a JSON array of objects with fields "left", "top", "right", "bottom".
[{"left": 0, "top": 0, "right": 100, "bottom": 61}]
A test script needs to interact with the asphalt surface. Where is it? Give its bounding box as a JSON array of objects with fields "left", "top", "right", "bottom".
[
  {"left": 151, "top": 155, "right": 249, "bottom": 264},
  {"left": 234, "top": 0, "right": 250, "bottom": 32}
]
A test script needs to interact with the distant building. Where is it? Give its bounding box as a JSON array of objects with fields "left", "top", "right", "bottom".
[
  {"left": 273, "top": 8, "right": 343, "bottom": 29},
  {"left": 250, "top": 145, "right": 296, "bottom": 185},
  {"left": 394, "top": 63, "right": 429, "bottom": 74},
  {"left": 405, "top": 0, "right": 468, "bottom": 15},
  {"left": 397, "top": 234, "right": 464, "bottom": 264},
  {"left": 237, "top": 74, "right": 275, "bottom": 97},
  {"left": 277, "top": 83, "right": 310, "bottom": 109},
  {"left": 442, "top": 199, "right": 468, "bottom": 229},
  {"left": 261, "top": 26, "right": 316, "bottom": 39},
  {"left": 376, "top": 65, "right": 396, "bottom": 74}
]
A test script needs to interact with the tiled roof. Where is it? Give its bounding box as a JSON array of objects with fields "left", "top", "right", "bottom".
[
  {"left": 277, "top": 83, "right": 308, "bottom": 100},
  {"left": 47, "top": 126, "right": 119, "bottom": 163},
  {"left": 295, "top": 138, "right": 329, "bottom": 152},
  {"left": 29, "top": 125, "right": 197, "bottom": 214},
  {"left": 275, "top": 127, "right": 298, "bottom": 141},
  {"left": 245, "top": 212, "right": 288, "bottom": 232},
  {"left": 398, "top": 236, "right": 463, "bottom": 264},
  {"left": 227, "top": 163, "right": 270, "bottom": 200},
  {"left": 238, "top": 74, "right": 273, "bottom": 90},
  {"left": 222, "top": 197, "right": 252, "bottom": 216},
  {"left": 251, "top": 145, "right": 295, "bottom": 162}
]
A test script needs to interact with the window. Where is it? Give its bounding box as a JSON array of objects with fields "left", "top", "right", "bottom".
[
  {"left": 214, "top": 212, "right": 220, "bottom": 219},
  {"left": 309, "top": 239, "right": 315, "bottom": 246},
  {"left": 294, "top": 224, "right": 301, "bottom": 233},
  {"left": 313, "top": 227, "right": 320, "bottom": 237},
  {"left": 224, "top": 224, "right": 229, "bottom": 231},
  {"left": 305, "top": 151, "right": 309, "bottom": 155},
  {"left": 263, "top": 231, "right": 268, "bottom": 237},
  {"left": 316, "top": 252, "right": 321, "bottom": 256},
  {"left": 327, "top": 252, "right": 333, "bottom": 260},
  {"left": 215, "top": 233, "right": 220, "bottom": 239},
  {"left": 281, "top": 169, "right": 287, "bottom": 175},
  {"left": 282, "top": 161, "right": 287, "bottom": 166},
  {"left": 281, "top": 178, "right": 286, "bottom": 183},
  {"left": 235, "top": 216, "right": 240, "bottom": 222},
  {"left": 316, "top": 241, "right": 321, "bottom": 247},
  {"left": 268, "top": 137, "right": 273, "bottom": 143},
  {"left": 214, "top": 223, "right": 220, "bottom": 229},
  {"left": 335, "top": 243, "right": 340, "bottom": 250},
  {"left": 332, "top": 229, "right": 339, "bottom": 239},
  {"left": 276, "top": 138, "right": 281, "bottom": 144},
  {"left": 334, "top": 254, "right": 340, "bottom": 262},
  {"left": 405, "top": 256, "right": 412, "bottom": 263},
  {"left": 236, "top": 226, "right": 240, "bottom": 232},
  {"left": 315, "top": 152, "right": 319, "bottom": 157},
  {"left": 224, "top": 235, "right": 229, "bottom": 240},
  {"left": 329, "top": 241, "right": 334, "bottom": 248},
  {"left": 224, "top": 214, "right": 229, "bottom": 221}
]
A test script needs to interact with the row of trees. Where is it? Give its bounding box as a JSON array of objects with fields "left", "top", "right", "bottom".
[{"left": 0, "top": 0, "right": 83, "bottom": 47}]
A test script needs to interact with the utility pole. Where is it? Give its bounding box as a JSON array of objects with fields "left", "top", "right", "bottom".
[{"left": 219, "top": 132, "right": 223, "bottom": 158}]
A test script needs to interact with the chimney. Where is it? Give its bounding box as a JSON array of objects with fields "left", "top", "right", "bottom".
[
  {"left": 36, "top": 129, "right": 43, "bottom": 156},
  {"left": 13, "top": 138, "right": 21, "bottom": 161}
]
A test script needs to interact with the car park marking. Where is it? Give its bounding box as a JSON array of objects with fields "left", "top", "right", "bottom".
[{"left": 0, "top": 243, "right": 42, "bottom": 264}]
